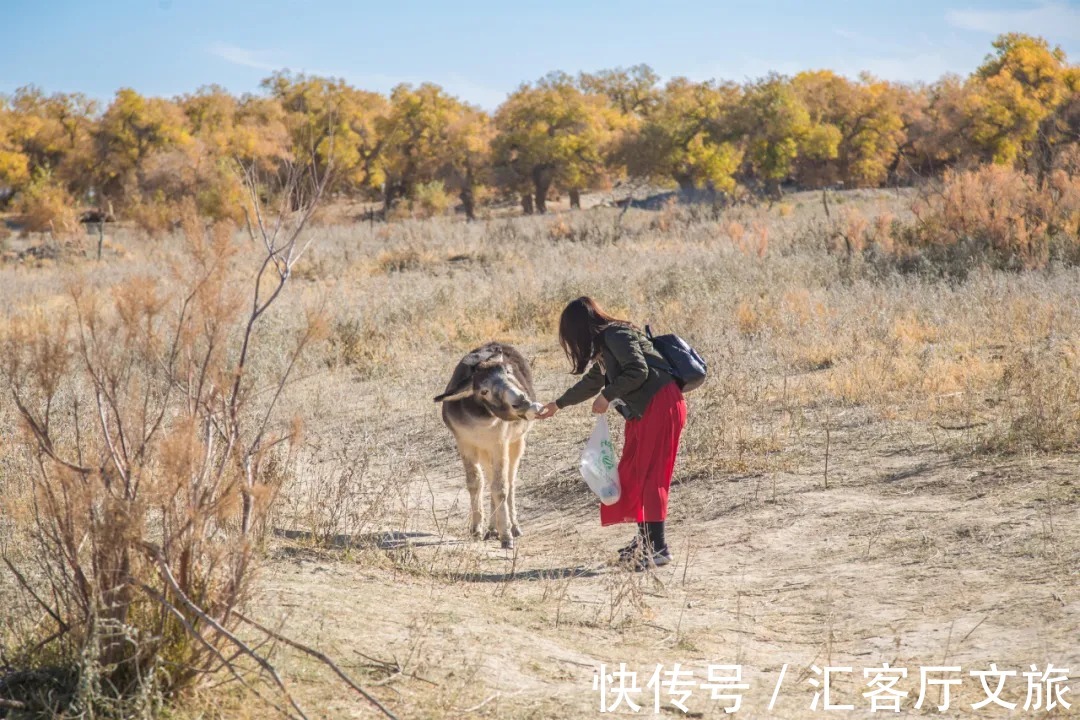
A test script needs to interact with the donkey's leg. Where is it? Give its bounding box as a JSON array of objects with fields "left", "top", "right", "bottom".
[
  {"left": 490, "top": 443, "right": 513, "bottom": 549},
  {"left": 482, "top": 450, "right": 498, "bottom": 540},
  {"left": 459, "top": 444, "right": 485, "bottom": 539},
  {"left": 507, "top": 438, "right": 525, "bottom": 538}
]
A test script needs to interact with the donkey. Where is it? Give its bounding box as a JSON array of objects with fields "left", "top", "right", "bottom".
[{"left": 434, "top": 343, "right": 544, "bottom": 549}]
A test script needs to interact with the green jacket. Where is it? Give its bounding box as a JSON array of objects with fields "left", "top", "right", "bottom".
[{"left": 555, "top": 324, "right": 675, "bottom": 420}]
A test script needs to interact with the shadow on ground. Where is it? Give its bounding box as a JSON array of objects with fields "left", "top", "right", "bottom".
[
  {"left": 440, "top": 565, "right": 606, "bottom": 584},
  {"left": 273, "top": 528, "right": 462, "bottom": 549}
]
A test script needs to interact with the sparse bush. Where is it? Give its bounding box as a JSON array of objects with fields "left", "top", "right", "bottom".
[
  {"left": 882, "top": 166, "right": 1080, "bottom": 274},
  {"left": 0, "top": 221, "right": 322, "bottom": 713},
  {"left": 126, "top": 194, "right": 178, "bottom": 237},
  {"left": 982, "top": 343, "right": 1080, "bottom": 453},
  {"left": 411, "top": 181, "right": 452, "bottom": 218},
  {"left": 327, "top": 315, "right": 391, "bottom": 377},
  {"left": 0, "top": 156, "right": 389, "bottom": 717},
  {"left": 15, "top": 171, "right": 78, "bottom": 235}
]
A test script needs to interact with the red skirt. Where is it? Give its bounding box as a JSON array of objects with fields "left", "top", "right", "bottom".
[{"left": 600, "top": 382, "right": 687, "bottom": 526}]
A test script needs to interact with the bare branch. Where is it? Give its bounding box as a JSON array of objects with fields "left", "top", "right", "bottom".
[
  {"left": 139, "top": 542, "right": 310, "bottom": 720},
  {"left": 235, "top": 612, "right": 398, "bottom": 720}
]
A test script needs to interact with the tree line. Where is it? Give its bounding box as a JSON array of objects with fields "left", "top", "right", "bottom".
[{"left": 1, "top": 32, "right": 1077, "bottom": 231}]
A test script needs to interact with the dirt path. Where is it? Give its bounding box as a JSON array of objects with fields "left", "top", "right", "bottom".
[{"left": 257, "top": 388, "right": 1080, "bottom": 719}]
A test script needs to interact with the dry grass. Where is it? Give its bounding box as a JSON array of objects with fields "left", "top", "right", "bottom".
[{"left": 1, "top": 185, "right": 1078, "bottom": 717}]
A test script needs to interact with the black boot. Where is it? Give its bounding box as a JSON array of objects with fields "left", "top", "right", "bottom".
[
  {"left": 633, "top": 521, "right": 672, "bottom": 570},
  {"left": 618, "top": 523, "right": 645, "bottom": 560}
]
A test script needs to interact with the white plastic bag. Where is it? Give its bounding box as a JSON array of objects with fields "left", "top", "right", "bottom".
[{"left": 580, "top": 415, "right": 621, "bottom": 505}]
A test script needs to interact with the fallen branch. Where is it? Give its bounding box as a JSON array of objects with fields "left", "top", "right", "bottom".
[
  {"left": 140, "top": 543, "right": 309, "bottom": 720},
  {"left": 235, "top": 611, "right": 398, "bottom": 720},
  {"left": 139, "top": 582, "right": 300, "bottom": 720}
]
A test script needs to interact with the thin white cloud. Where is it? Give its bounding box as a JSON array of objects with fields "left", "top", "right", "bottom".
[
  {"left": 208, "top": 43, "right": 279, "bottom": 71},
  {"left": 696, "top": 46, "right": 975, "bottom": 85},
  {"left": 946, "top": 1, "right": 1080, "bottom": 40},
  {"left": 836, "top": 53, "right": 956, "bottom": 83},
  {"left": 440, "top": 74, "right": 509, "bottom": 111}
]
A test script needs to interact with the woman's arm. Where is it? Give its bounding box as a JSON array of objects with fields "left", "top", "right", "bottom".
[
  {"left": 554, "top": 361, "right": 606, "bottom": 409},
  {"left": 537, "top": 362, "right": 606, "bottom": 420}
]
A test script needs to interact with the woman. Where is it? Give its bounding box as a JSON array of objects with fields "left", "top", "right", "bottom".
[{"left": 536, "top": 297, "right": 687, "bottom": 570}]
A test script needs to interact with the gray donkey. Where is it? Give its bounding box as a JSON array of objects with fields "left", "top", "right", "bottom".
[{"left": 434, "top": 343, "right": 543, "bottom": 549}]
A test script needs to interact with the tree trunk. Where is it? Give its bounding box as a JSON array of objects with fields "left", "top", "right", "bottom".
[
  {"left": 569, "top": 188, "right": 581, "bottom": 209},
  {"left": 532, "top": 166, "right": 553, "bottom": 214},
  {"left": 382, "top": 184, "right": 394, "bottom": 215},
  {"left": 460, "top": 166, "right": 476, "bottom": 221},
  {"left": 383, "top": 182, "right": 403, "bottom": 215},
  {"left": 460, "top": 187, "right": 475, "bottom": 221},
  {"left": 765, "top": 178, "right": 783, "bottom": 201},
  {"left": 675, "top": 174, "right": 696, "bottom": 194},
  {"left": 521, "top": 193, "right": 534, "bottom": 215}
]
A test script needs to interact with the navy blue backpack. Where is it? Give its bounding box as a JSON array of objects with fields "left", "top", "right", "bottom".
[{"left": 643, "top": 325, "right": 707, "bottom": 392}]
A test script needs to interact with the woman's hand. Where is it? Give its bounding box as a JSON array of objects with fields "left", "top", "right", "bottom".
[
  {"left": 535, "top": 402, "right": 560, "bottom": 420},
  {"left": 591, "top": 395, "right": 609, "bottom": 414}
]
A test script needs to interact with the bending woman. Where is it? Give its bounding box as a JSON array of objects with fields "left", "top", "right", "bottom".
[{"left": 536, "top": 297, "right": 687, "bottom": 570}]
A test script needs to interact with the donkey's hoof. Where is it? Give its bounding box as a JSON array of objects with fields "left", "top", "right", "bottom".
[
  {"left": 483, "top": 528, "right": 499, "bottom": 540},
  {"left": 511, "top": 525, "right": 523, "bottom": 538},
  {"left": 500, "top": 538, "right": 515, "bottom": 550}
]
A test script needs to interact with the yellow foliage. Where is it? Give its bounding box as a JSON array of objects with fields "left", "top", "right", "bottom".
[{"left": 15, "top": 170, "right": 77, "bottom": 234}]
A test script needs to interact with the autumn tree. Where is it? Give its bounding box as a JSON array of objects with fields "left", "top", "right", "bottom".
[
  {"left": 263, "top": 72, "right": 388, "bottom": 199},
  {"left": 442, "top": 102, "right": 494, "bottom": 220},
  {"left": 739, "top": 73, "right": 838, "bottom": 197},
  {"left": 579, "top": 64, "right": 661, "bottom": 118},
  {"left": 494, "top": 72, "right": 621, "bottom": 212},
  {"left": 791, "top": 71, "right": 907, "bottom": 187},
  {"left": 964, "top": 33, "right": 1073, "bottom": 165},
  {"left": 378, "top": 83, "right": 490, "bottom": 217},
  {"left": 93, "top": 88, "right": 191, "bottom": 206},
  {"left": 232, "top": 95, "right": 292, "bottom": 172},
  {"left": 901, "top": 75, "right": 971, "bottom": 175},
  {"left": 622, "top": 77, "right": 743, "bottom": 193},
  {"left": 7, "top": 87, "right": 75, "bottom": 178},
  {"left": 0, "top": 98, "right": 31, "bottom": 204},
  {"left": 1, "top": 87, "right": 98, "bottom": 201},
  {"left": 180, "top": 85, "right": 238, "bottom": 153}
]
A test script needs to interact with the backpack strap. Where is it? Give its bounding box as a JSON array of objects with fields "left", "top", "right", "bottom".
[{"left": 641, "top": 325, "right": 677, "bottom": 376}]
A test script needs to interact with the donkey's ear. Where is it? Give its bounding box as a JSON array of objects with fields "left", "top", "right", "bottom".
[
  {"left": 476, "top": 352, "right": 505, "bottom": 369},
  {"left": 434, "top": 378, "right": 474, "bottom": 403},
  {"left": 462, "top": 346, "right": 498, "bottom": 367}
]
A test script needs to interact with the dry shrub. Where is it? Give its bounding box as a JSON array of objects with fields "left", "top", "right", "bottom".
[
  {"left": 724, "top": 220, "right": 745, "bottom": 247},
  {"left": 375, "top": 245, "right": 433, "bottom": 274},
  {"left": 547, "top": 214, "right": 572, "bottom": 241},
  {"left": 649, "top": 197, "right": 679, "bottom": 232},
  {"left": 726, "top": 218, "right": 770, "bottom": 257},
  {"left": 140, "top": 147, "right": 247, "bottom": 226},
  {"left": 278, "top": 430, "right": 405, "bottom": 548},
  {"left": 15, "top": 174, "right": 78, "bottom": 236},
  {"left": 544, "top": 212, "right": 624, "bottom": 245},
  {"left": 411, "top": 181, "right": 452, "bottom": 219},
  {"left": 0, "top": 157, "right": 358, "bottom": 716},
  {"left": 982, "top": 342, "right": 1080, "bottom": 453},
  {"left": 734, "top": 299, "right": 777, "bottom": 338},
  {"left": 326, "top": 315, "right": 391, "bottom": 377},
  {"left": 887, "top": 166, "right": 1080, "bottom": 273},
  {"left": 127, "top": 195, "right": 177, "bottom": 237}
]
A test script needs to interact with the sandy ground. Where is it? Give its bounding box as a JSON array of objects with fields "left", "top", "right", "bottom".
[{"left": 254, "top": 366, "right": 1080, "bottom": 719}]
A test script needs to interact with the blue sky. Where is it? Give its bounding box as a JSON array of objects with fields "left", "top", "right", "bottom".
[{"left": 3, "top": 1, "right": 1079, "bottom": 109}]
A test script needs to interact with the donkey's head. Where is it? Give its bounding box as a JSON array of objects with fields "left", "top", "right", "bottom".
[{"left": 434, "top": 346, "right": 542, "bottom": 422}]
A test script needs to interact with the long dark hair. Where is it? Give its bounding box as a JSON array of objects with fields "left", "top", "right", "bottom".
[{"left": 558, "top": 296, "right": 632, "bottom": 375}]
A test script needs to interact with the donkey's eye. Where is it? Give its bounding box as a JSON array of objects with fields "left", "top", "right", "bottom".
[{"left": 480, "top": 388, "right": 490, "bottom": 396}]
